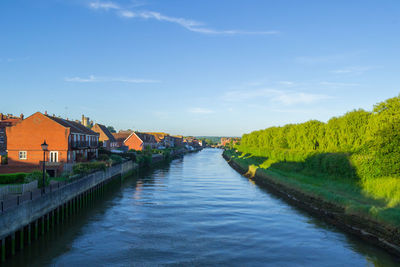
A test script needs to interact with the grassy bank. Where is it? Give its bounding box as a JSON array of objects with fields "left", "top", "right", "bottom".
[{"left": 224, "top": 149, "right": 400, "bottom": 229}]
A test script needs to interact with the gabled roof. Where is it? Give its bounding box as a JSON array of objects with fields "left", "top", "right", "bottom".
[
  {"left": 44, "top": 114, "right": 99, "bottom": 135},
  {"left": 112, "top": 131, "right": 132, "bottom": 142},
  {"left": 94, "top": 124, "right": 116, "bottom": 142}
]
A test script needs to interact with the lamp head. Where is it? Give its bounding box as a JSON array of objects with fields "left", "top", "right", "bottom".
[{"left": 41, "top": 140, "right": 48, "bottom": 151}]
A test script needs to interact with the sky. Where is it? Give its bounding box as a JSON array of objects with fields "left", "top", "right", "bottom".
[{"left": 1, "top": 0, "right": 399, "bottom": 136}]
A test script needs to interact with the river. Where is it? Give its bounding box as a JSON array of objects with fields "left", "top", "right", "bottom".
[{"left": 6, "top": 149, "right": 400, "bottom": 266}]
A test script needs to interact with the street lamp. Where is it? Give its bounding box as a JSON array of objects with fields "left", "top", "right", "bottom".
[{"left": 41, "top": 140, "right": 48, "bottom": 194}]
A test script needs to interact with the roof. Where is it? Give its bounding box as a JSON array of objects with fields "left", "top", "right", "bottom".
[
  {"left": 93, "top": 124, "right": 116, "bottom": 142},
  {"left": 145, "top": 132, "right": 170, "bottom": 142},
  {"left": 112, "top": 131, "right": 132, "bottom": 142},
  {"left": 44, "top": 114, "right": 99, "bottom": 135},
  {"left": 136, "top": 132, "right": 157, "bottom": 143}
]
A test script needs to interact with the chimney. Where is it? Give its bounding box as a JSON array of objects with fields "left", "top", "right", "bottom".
[
  {"left": 20, "top": 113, "right": 24, "bottom": 120},
  {"left": 44, "top": 111, "right": 48, "bottom": 115}
]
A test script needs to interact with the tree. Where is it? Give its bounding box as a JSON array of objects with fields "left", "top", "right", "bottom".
[{"left": 107, "top": 126, "right": 116, "bottom": 133}]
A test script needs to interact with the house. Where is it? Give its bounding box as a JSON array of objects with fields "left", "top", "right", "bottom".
[
  {"left": 124, "top": 132, "right": 158, "bottom": 151},
  {"left": 112, "top": 131, "right": 132, "bottom": 150},
  {"left": 0, "top": 113, "right": 24, "bottom": 163},
  {"left": 5, "top": 112, "right": 99, "bottom": 176},
  {"left": 92, "top": 124, "right": 117, "bottom": 150},
  {"left": 220, "top": 137, "right": 240, "bottom": 147},
  {"left": 146, "top": 132, "right": 174, "bottom": 148}
]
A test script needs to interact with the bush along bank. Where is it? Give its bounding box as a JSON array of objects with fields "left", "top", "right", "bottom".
[{"left": 226, "top": 95, "right": 400, "bottom": 256}]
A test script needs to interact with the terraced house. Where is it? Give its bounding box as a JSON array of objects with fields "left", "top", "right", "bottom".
[{"left": 5, "top": 112, "right": 99, "bottom": 175}]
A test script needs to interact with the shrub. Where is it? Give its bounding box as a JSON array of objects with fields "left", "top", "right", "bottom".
[
  {"left": 26, "top": 171, "right": 50, "bottom": 188},
  {"left": 73, "top": 162, "right": 106, "bottom": 175},
  {"left": 110, "top": 154, "right": 123, "bottom": 164},
  {"left": 98, "top": 154, "right": 110, "bottom": 161},
  {"left": 0, "top": 173, "right": 27, "bottom": 184}
]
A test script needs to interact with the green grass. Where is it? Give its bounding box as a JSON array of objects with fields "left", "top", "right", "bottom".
[{"left": 224, "top": 149, "right": 400, "bottom": 228}]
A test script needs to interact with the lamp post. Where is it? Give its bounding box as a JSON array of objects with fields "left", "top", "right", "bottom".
[{"left": 41, "top": 140, "right": 48, "bottom": 195}]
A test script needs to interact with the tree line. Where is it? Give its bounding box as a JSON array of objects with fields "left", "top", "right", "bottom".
[{"left": 238, "top": 95, "right": 400, "bottom": 180}]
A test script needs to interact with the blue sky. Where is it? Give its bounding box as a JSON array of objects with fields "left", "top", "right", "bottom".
[{"left": 1, "top": 0, "right": 399, "bottom": 136}]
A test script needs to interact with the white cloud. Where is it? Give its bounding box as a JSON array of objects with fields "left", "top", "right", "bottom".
[
  {"left": 88, "top": 1, "right": 278, "bottom": 35},
  {"left": 188, "top": 107, "right": 214, "bottom": 114},
  {"left": 319, "top": 81, "right": 360, "bottom": 87},
  {"left": 277, "top": 81, "right": 296, "bottom": 87},
  {"left": 224, "top": 88, "right": 332, "bottom": 106},
  {"left": 0, "top": 56, "right": 30, "bottom": 63},
  {"left": 89, "top": 1, "right": 120, "bottom": 10},
  {"left": 64, "top": 75, "right": 159, "bottom": 83},
  {"left": 331, "top": 66, "right": 379, "bottom": 75}
]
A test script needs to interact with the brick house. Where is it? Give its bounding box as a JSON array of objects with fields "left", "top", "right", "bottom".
[
  {"left": 124, "top": 132, "right": 158, "bottom": 151},
  {"left": 0, "top": 113, "right": 24, "bottom": 163},
  {"left": 92, "top": 124, "right": 117, "bottom": 150},
  {"left": 5, "top": 112, "right": 99, "bottom": 176},
  {"left": 146, "top": 132, "right": 175, "bottom": 148},
  {"left": 112, "top": 131, "right": 132, "bottom": 150}
]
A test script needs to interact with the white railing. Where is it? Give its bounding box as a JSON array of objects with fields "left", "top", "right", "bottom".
[{"left": 0, "top": 180, "right": 38, "bottom": 199}]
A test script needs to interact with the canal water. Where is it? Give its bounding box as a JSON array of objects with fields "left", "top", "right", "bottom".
[{"left": 6, "top": 149, "right": 400, "bottom": 266}]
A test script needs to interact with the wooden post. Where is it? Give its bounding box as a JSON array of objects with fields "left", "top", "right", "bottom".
[
  {"left": 11, "top": 233, "right": 15, "bottom": 256},
  {"left": 34, "top": 220, "right": 38, "bottom": 240},
  {"left": 20, "top": 227, "right": 24, "bottom": 250},
  {"left": 41, "top": 216, "right": 45, "bottom": 236},
  {"left": 28, "top": 224, "right": 31, "bottom": 245},
  {"left": 1, "top": 238, "right": 5, "bottom": 262}
]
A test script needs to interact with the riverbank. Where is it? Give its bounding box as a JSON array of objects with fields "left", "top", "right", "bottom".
[{"left": 223, "top": 149, "right": 400, "bottom": 257}]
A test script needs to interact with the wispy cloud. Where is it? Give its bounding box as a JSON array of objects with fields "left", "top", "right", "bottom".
[
  {"left": 88, "top": 1, "right": 278, "bottom": 35},
  {"left": 277, "top": 81, "right": 296, "bottom": 87},
  {"left": 64, "top": 75, "right": 159, "bottom": 83},
  {"left": 188, "top": 107, "right": 214, "bottom": 114},
  {"left": 89, "top": 1, "right": 119, "bottom": 10},
  {"left": 319, "top": 81, "right": 360, "bottom": 87},
  {"left": 0, "top": 56, "right": 30, "bottom": 63},
  {"left": 331, "top": 66, "right": 380, "bottom": 75},
  {"left": 224, "top": 88, "right": 332, "bottom": 106}
]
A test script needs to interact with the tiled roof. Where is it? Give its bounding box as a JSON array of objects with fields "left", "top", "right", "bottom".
[
  {"left": 136, "top": 132, "right": 157, "bottom": 143},
  {"left": 45, "top": 115, "right": 99, "bottom": 135},
  {"left": 112, "top": 132, "right": 132, "bottom": 142},
  {"left": 94, "top": 124, "right": 116, "bottom": 142}
]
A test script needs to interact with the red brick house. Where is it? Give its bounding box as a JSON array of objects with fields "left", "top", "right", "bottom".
[
  {"left": 124, "top": 132, "right": 157, "bottom": 151},
  {"left": 92, "top": 124, "right": 117, "bottom": 150},
  {"left": 112, "top": 131, "right": 132, "bottom": 149},
  {"left": 5, "top": 112, "right": 99, "bottom": 175}
]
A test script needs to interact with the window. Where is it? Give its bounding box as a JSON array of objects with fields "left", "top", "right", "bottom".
[
  {"left": 49, "top": 151, "right": 58, "bottom": 162},
  {"left": 0, "top": 136, "right": 4, "bottom": 144},
  {"left": 19, "top": 151, "right": 27, "bottom": 160}
]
